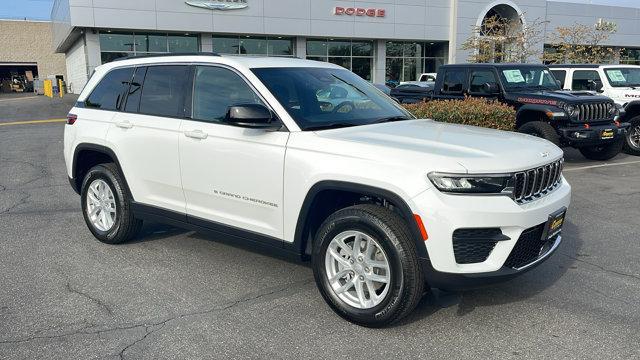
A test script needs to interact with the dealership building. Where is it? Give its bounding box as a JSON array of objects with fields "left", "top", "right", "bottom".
[{"left": 51, "top": 0, "right": 640, "bottom": 93}]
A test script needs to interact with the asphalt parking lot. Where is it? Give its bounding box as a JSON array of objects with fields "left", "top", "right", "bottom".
[{"left": 1, "top": 94, "right": 639, "bottom": 359}]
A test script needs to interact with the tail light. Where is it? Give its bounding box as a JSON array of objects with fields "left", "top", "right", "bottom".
[{"left": 67, "top": 113, "right": 77, "bottom": 125}]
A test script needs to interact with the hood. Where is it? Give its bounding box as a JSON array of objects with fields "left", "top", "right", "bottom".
[
  {"left": 315, "top": 120, "right": 563, "bottom": 173},
  {"left": 506, "top": 90, "right": 612, "bottom": 104}
]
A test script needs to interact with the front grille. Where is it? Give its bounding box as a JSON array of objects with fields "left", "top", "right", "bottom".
[
  {"left": 452, "top": 228, "right": 507, "bottom": 264},
  {"left": 504, "top": 223, "right": 556, "bottom": 269},
  {"left": 513, "top": 159, "right": 564, "bottom": 204},
  {"left": 577, "top": 102, "right": 611, "bottom": 122}
]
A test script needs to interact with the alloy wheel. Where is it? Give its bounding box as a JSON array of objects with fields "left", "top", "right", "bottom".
[
  {"left": 324, "top": 230, "right": 391, "bottom": 309},
  {"left": 86, "top": 179, "right": 117, "bottom": 232}
]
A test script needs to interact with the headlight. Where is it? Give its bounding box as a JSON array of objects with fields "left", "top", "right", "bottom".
[
  {"left": 608, "top": 103, "right": 619, "bottom": 116},
  {"left": 563, "top": 104, "right": 578, "bottom": 117},
  {"left": 427, "top": 173, "right": 514, "bottom": 194}
]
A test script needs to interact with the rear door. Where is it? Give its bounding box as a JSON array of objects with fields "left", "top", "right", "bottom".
[
  {"left": 437, "top": 67, "right": 467, "bottom": 100},
  {"left": 105, "top": 65, "right": 191, "bottom": 214},
  {"left": 178, "top": 65, "right": 288, "bottom": 239}
]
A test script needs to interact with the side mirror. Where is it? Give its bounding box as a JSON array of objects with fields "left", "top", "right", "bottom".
[
  {"left": 587, "top": 80, "right": 604, "bottom": 92},
  {"left": 484, "top": 82, "right": 500, "bottom": 94},
  {"left": 225, "top": 104, "right": 280, "bottom": 130}
]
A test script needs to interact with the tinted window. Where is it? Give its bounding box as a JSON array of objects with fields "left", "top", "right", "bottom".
[
  {"left": 85, "top": 67, "right": 133, "bottom": 110},
  {"left": 139, "top": 65, "right": 190, "bottom": 117},
  {"left": 442, "top": 69, "right": 465, "bottom": 93},
  {"left": 124, "top": 67, "right": 146, "bottom": 113},
  {"left": 572, "top": 70, "right": 602, "bottom": 91},
  {"left": 192, "top": 66, "right": 265, "bottom": 123},
  {"left": 469, "top": 70, "right": 498, "bottom": 94},
  {"left": 550, "top": 70, "right": 566, "bottom": 88}
]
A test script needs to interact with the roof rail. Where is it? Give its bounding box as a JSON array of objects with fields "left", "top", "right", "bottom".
[{"left": 112, "top": 52, "right": 221, "bottom": 62}]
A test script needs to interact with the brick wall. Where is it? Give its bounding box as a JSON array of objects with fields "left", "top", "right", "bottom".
[{"left": 0, "top": 20, "right": 67, "bottom": 79}]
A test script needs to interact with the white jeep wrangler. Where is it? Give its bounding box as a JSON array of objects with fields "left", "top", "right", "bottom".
[
  {"left": 549, "top": 64, "right": 640, "bottom": 155},
  {"left": 64, "top": 55, "right": 571, "bottom": 326}
]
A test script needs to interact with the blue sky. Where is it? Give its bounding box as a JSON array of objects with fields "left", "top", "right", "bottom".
[{"left": 0, "top": 0, "right": 638, "bottom": 21}]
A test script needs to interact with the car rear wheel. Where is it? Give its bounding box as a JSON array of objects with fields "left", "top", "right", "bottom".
[
  {"left": 312, "top": 204, "right": 424, "bottom": 327},
  {"left": 518, "top": 121, "right": 560, "bottom": 146},
  {"left": 81, "top": 163, "right": 142, "bottom": 244},
  {"left": 578, "top": 139, "right": 624, "bottom": 161},
  {"left": 624, "top": 117, "right": 640, "bottom": 156}
]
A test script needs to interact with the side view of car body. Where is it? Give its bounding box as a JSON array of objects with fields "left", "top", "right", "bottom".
[
  {"left": 550, "top": 64, "right": 640, "bottom": 155},
  {"left": 64, "top": 55, "right": 571, "bottom": 327}
]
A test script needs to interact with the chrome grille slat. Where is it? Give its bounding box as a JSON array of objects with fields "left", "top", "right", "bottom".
[{"left": 513, "top": 159, "right": 564, "bottom": 204}]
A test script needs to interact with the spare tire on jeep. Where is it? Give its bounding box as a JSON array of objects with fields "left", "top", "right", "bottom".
[
  {"left": 578, "top": 139, "right": 624, "bottom": 161},
  {"left": 517, "top": 121, "right": 560, "bottom": 146}
]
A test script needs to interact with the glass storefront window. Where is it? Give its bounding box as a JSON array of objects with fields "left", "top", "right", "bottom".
[
  {"left": 306, "top": 38, "right": 374, "bottom": 81},
  {"left": 385, "top": 41, "right": 448, "bottom": 87},
  {"left": 99, "top": 31, "right": 198, "bottom": 64},
  {"left": 213, "top": 36, "right": 294, "bottom": 56}
]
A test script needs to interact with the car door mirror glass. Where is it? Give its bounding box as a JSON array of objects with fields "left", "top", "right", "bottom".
[{"left": 484, "top": 82, "right": 500, "bottom": 94}]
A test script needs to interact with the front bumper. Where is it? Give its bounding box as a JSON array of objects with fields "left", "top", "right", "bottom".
[
  {"left": 409, "top": 178, "right": 571, "bottom": 290},
  {"left": 558, "top": 122, "right": 630, "bottom": 147}
]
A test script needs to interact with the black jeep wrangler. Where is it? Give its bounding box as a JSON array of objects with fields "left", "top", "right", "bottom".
[{"left": 430, "top": 64, "right": 630, "bottom": 160}]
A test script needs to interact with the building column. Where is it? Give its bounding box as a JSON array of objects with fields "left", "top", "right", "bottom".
[
  {"left": 201, "top": 33, "right": 213, "bottom": 52},
  {"left": 448, "top": 0, "right": 458, "bottom": 64},
  {"left": 84, "top": 30, "right": 101, "bottom": 76},
  {"left": 373, "top": 40, "right": 386, "bottom": 84},
  {"left": 295, "top": 37, "right": 306, "bottom": 58}
]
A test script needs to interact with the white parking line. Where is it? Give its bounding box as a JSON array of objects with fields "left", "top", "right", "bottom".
[
  {"left": 564, "top": 160, "right": 640, "bottom": 172},
  {"left": 0, "top": 96, "right": 38, "bottom": 102}
]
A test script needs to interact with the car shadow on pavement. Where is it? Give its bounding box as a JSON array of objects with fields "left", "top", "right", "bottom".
[{"left": 395, "top": 220, "right": 583, "bottom": 326}]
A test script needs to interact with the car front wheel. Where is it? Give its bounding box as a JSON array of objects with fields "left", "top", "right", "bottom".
[
  {"left": 624, "top": 117, "right": 640, "bottom": 156},
  {"left": 312, "top": 204, "right": 424, "bottom": 327},
  {"left": 578, "top": 139, "right": 624, "bottom": 161}
]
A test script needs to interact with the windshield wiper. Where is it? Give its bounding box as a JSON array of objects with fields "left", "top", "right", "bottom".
[
  {"left": 371, "top": 116, "right": 412, "bottom": 124},
  {"left": 305, "top": 122, "right": 357, "bottom": 131}
]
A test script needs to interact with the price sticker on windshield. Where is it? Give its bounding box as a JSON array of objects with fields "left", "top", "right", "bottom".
[
  {"left": 606, "top": 70, "right": 626, "bottom": 82},
  {"left": 503, "top": 70, "right": 525, "bottom": 83}
]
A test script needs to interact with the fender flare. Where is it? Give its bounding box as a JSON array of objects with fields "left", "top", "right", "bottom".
[
  {"left": 293, "top": 180, "right": 429, "bottom": 260},
  {"left": 71, "top": 143, "right": 133, "bottom": 198},
  {"left": 515, "top": 104, "right": 560, "bottom": 126},
  {"left": 622, "top": 100, "right": 640, "bottom": 121}
]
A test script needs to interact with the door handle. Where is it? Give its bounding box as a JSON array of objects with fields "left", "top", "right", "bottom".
[
  {"left": 115, "top": 120, "right": 133, "bottom": 129},
  {"left": 184, "top": 129, "right": 208, "bottom": 140}
]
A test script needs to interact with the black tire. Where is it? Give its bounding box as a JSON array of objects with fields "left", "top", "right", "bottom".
[
  {"left": 518, "top": 121, "right": 560, "bottom": 146},
  {"left": 312, "top": 204, "right": 424, "bottom": 327},
  {"left": 579, "top": 139, "right": 624, "bottom": 161},
  {"left": 80, "top": 163, "right": 142, "bottom": 244},
  {"left": 624, "top": 116, "right": 640, "bottom": 156}
]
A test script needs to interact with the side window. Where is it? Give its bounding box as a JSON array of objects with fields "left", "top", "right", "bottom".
[
  {"left": 124, "top": 67, "right": 147, "bottom": 113},
  {"left": 85, "top": 67, "right": 133, "bottom": 110},
  {"left": 572, "top": 70, "right": 601, "bottom": 91},
  {"left": 550, "top": 70, "right": 566, "bottom": 88},
  {"left": 192, "top": 66, "right": 264, "bottom": 123},
  {"left": 469, "top": 70, "right": 498, "bottom": 94},
  {"left": 139, "top": 65, "right": 190, "bottom": 118},
  {"left": 442, "top": 69, "right": 466, "bottom": 93}
]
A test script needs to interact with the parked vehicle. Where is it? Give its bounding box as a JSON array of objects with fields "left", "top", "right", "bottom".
[
  {"left": 550, "top": 64, "right": 640, "bottom": 155},
  {"left": 390, "top": 83, "right": 433, "bottom": 104},
  {"left": 431, "top": 64, "right": 630, "bottom": 160},
  {"left": 64, "top": 55, "right": 571, "bottom": 327},
  {"left": 372, "top": 83, "right": 391, "bottom": 96},
  {"left": 400, "top": 72, "right": 437, "bottom": 86}
]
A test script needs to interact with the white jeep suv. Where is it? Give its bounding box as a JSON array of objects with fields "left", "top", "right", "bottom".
[{"left": 64, "top": 55, "right": 571, "bottom": 327}]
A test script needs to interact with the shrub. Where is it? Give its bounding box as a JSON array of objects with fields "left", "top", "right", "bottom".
[{"left": 403, "top": 97, "right": 516, "bottom": 131}]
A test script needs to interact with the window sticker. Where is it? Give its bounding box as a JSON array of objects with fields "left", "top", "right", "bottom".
[
  {"left": 503, "top": 70, "right": 525, "bottom": 83},
  {"left": 606, "top": 70, "right": 626, "bottom": 82}
]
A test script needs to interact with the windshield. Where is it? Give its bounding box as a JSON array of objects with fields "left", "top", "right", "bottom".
[
  {"left": 251, "top": 67, "right": 413, "bottom": 130},
  {"left": 604, "top": 68, "right": 640, "bottom": 87},
  {"left": 498, "top": 67, "right": 560, "bottom": 91}
]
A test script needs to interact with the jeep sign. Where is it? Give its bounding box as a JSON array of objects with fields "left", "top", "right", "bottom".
[{"left": 334, "top": 7, "right": 386, "bottom": 17}]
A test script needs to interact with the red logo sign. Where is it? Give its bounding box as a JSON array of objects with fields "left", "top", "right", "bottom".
[{"left": 334, "top": 7, "right": 385, "bottom": 17}]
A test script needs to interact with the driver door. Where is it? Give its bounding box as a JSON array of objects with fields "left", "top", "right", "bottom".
[{"left": 179, "top": 65, "right": 289, "bottom": 239}]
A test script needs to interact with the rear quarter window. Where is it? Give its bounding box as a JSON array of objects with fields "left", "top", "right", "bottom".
[{"left": 85, "top": 67, "right": 134, "bottom": 110}]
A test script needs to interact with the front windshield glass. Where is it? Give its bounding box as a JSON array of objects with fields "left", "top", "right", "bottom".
[
  {"left": 604, "top": 68, "right": 640, "bottom": 87},
  {"left": 251, "top": 67, "right": 414, "bottom": 130},
  {"left": 498, "top": 67, "right": 560, "bottom": 91}
]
